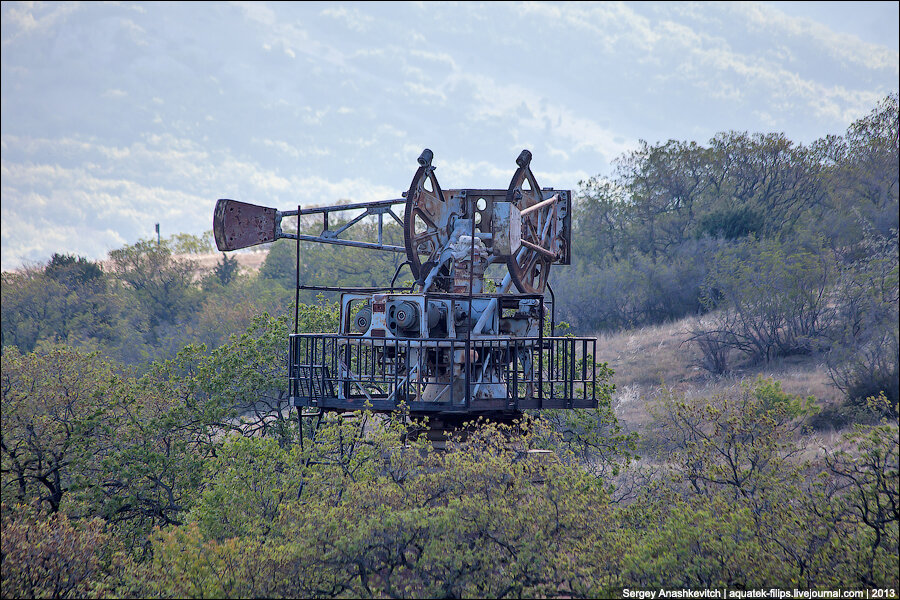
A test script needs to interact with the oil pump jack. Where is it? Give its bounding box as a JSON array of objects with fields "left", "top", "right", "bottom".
[{"left": 213, "top": 149, "right": 598, "bottom": 438}]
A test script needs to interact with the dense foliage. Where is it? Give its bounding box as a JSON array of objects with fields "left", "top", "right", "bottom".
[
  {"left": 2, "top": 95, "right": 898, "bottom": 597},
  {"left": 554, "top": 95, "right": 898, "bottom": 407},
  {"left": 2, "top": 345, "right": 896, "bottom": 596}
]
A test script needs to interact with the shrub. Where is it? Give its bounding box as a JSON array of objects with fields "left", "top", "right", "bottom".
[
  {"left": 827, "top": 229, "right": 899, "bottom": 411},
  {"left": 1, "top": 506, "right": 107, "bottom": 599},
  {"left": 693, "top": 237, "right": 835, "bottom": 365}
]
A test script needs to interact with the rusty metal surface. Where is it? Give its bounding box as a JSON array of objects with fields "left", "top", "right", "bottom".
[
  {"left": 505, "top": 159, "right": 553, "bottom": 294},
  {"left": 490, "top": 201, "right": 521, "bottom": 257},
  {"left": 401, "top": 150, "right": 571, "bottom": 294},
  {"left": 403, "top": 156, "right": 452, "bottom": 285},
  {"left": 212, "top": 149, "right": 590, "bottom": 429},
  {"left": 213, "top": 199, "right": 279, "bottom": 251},
  {"left": 500, "top": 151, "right": 572, "bottom": 292}
]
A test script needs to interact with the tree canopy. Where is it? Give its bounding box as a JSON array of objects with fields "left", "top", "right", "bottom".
[{"left": 1, "top": 94, "right": 897, "bottom": 598}]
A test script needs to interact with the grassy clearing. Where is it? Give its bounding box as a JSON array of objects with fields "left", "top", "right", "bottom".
[{"left": 596, "top": 314, "right": 844, "bottom": 433}]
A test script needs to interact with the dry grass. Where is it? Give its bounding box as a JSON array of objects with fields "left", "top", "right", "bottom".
[
  {"left": 96, "top": 248, "right": 270, "bottom": 278},
  {"left": 174, "top": 249, "right": 269, "bottom": 275},
  {"left": 595, "top": 315, "right": 844, "bottom": 431},
  {"left": 596, "top": 319, "right": 698, "bottom": 389}
]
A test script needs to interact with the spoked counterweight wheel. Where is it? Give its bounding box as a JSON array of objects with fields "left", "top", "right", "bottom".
[
  {"left": 506, "top": 150, "right": 558, "bottom": 294},
  {"left": 403, "top": 149, "right": 455, "bottom": 290},
  {"left": 404, "top": 148, "right": 562, "bottom": 294}
]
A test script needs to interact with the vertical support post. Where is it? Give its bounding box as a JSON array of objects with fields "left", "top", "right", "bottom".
[
  {"left": 298, "top": 406, "right": 304, "bottom": 452},
  {"left": 293, "top": 213, "right": 302, "bottom": 445},
  {"left": 342, "top": 341, "right": 351, "bottom": 401},
  {"left": 581, "top": 339, "right": 587, "bottom": 403},
  {"left": 547, "top": 281, "right": 556, "bottom": 337},
  {"left": 450, "top": 338, "right": 455, "bottom": 406},
  {"left": 538, "top": 300, "right": 544, "bottom": 409},
  {"left": 294, "top": 206, "right": 301, "bottom": 335},
  {"left": 568, "top": 339, "right": 575, "bottom": 409},
  {"left": 465, "top": 199, "right": 475, "bottom": 410},
  {"left": 393, "top": 339, "right": 399, "bottom": 406},
  {"left": 511, "top": 340, "right": 519, "bottom": 411}
]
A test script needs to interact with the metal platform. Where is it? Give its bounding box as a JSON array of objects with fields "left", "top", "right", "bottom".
[{"left": 289, "top": 333, "right": 598, "bottom": 416}]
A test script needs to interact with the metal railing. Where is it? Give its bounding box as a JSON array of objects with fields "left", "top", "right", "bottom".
[{"left": 288, "top": 334, "right": 597, "bottom": 413}]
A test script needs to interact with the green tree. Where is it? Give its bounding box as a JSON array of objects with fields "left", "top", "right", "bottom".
[
  {"left": 67, "top": 344, "right": 232, "bottom": 556},
  {"left": 212, "top": 252, "right": 239, "bottom": 286},
  {"left": 708, "top": 131, "right": 824, "bottom": 237},
  {"left": 1, "top": 347, "right": 118, "bottom": 513},
  {"left": 692, "top": 237, "right": 835, "bottom": 366},
  {"left": 194, "top": 275, "right": 293, "bottom": 350},
  {"left": 165, "top": 231, "right": 215, "bottom": 254},
  {"left": 146, "top": 417, "right": 631, "bottom": 599},
  {"left": 616, "top": 139, "right": 713, "bottom": 260},
  {"left": 814, "top": 93, "right": 898, "bottom": 245},
  {"left": 638, "top": 380, "right": 897, "bottom": 590},
  {"left": 535, "top": 359, "right": 638, "bottom": 481},
  {"left": 258, "top": 240, "right": 295, "bottom": 287},
  {"left": 44, "top": 252, "right": 104, "bottom": 286},
  {"left": 827, "top": 228, "right": 899, "bottom": 408},
  {"left": 0, "top": 265, "right": 66, "bottom": 352},
  {"left": 572, "top": 176, "right": 629, "bottom": 260},
  {"left": 107, "top": 239, "right": 200, "bottom": 334},
  {"left": 648, "top": 378, "right": 813, "bottom": 501},
  {"left": 188, "top": 437, "right": 305, "bottom": 541},
  {"left": 1, "top": 254, "right": 138, "bottom": 355},
  {"left": 823, "top": 402, "right": 899, "bottom": 586},
  {"left": 201, "top": 313, "right": 296, "bottom": 446},
  {"left": 199, "top": 303, "right": 338, "bottom": 447},
  {"left": 1, "top": 505, "right": 109, "bottom": 599}
]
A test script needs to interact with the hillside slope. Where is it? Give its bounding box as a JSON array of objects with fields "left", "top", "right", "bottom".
[
  {"left": 596, "top": 315, "right": 843, "bottom": 431},
  {"left": 176, "top": 249, "right": 269, "bottom": 274}
]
